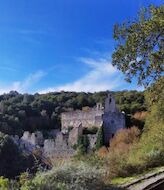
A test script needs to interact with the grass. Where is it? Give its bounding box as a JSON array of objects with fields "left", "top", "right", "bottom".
[{"left": 110, "top": 176, "right": 136, "bottom": 185}]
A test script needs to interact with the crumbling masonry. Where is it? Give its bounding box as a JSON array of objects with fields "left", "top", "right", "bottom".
[
  {"left": 61, "top": 93, "right": 125, "bottom": 144},
  {"left": 13, "top": 93, "right": 125, "bottom": 159}
]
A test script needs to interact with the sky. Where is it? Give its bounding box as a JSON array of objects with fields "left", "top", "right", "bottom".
[{"left": 0, "top": 0, "right": 163, "bottom": 94}]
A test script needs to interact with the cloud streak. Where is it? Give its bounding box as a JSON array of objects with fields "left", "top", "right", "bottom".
[
  {"left": 0, "top": 71, "right": 46, "bottom": 94},
  {"left": 0, "top": 66, "right": 18, "bottom": 72},
  {"left": 0, "top": 57, "right": 140, "bottom": 94},
  {"left": 39, "top": 57, "right": 125, "bottom": 93}
]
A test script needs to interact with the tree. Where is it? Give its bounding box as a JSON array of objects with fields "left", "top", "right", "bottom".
[
  {"left": 0, "top": 133, "right": 22, "bottom": 178},
  {"left": 144, "top": 76, "right": 164, "bottom": 108},
  {"left": 0, "top": 133, "right": 34, "bottom": 178},
  {"left": 112, "top": 5, "right": 164, "bottom": 86},
  {"left": 96, "top": 127, "right": 104, "bottom": 150}
]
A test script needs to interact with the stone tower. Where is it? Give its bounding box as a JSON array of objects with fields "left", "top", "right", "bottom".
[
  {"left": 104, "top": 93, "right": 118, "bottom": 113},
  {"left": 103, "top": 93, "right": 125, "bottom": 145},
  {"left": 61, "top": 92, "right": 125, "bottom": 146}
]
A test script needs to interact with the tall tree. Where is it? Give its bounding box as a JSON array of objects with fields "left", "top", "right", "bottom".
[
  {"left": 96, "top": 127, "right": 104, "bottom": 149},
  {"left": 112, "top": 5, "right": 164, "bottom": 86}
]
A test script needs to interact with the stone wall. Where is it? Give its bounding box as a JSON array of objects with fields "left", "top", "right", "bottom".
[
  {"left": 61, "top": 108, "right": 104, "bottom": 130},
  {"left": 15, "top": 93, "right": 125, "bottom": 159},
  {"left": 43, "top": 139, "right": 55, "bottom": 158},
  {"left": 20, "top": 131, "right": 44, "bottom": 151},
  {"left": 104, "top": 93, "right": 119, "bottom": 113},
  {"left": 103, "top": 111, "right": 125, "bottom": 144},
  {"left": 87, "top": 134, "right": 97, "bottom": 150},
  {"left": 61, "top": 93, "right": 125, "bottom": 145},
  {"left": 68, "top": 123, "right": 83, "bottom": 146},
  {"left": 43, "top": 132, "right": 75, "bottom": 159}
]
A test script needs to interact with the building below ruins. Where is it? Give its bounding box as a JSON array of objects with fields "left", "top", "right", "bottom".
[{"left": 13, "top": 93, "right": 125, "bottom": 159}]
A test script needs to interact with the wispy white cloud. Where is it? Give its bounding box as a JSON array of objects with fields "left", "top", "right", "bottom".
[
  {"left": 0, "top": 66, "right": 18, "bottom": 72},
  {"left": 0, "top": 70, "right": 46, "bottom": 94},
  {"left": 39, "top": 57, "right": 125, "bottom": 93}
]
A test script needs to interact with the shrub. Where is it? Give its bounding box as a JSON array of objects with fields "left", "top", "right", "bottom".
[
  {"left": 97, "top": 146, "right": 109, "bottom": 158},
  {"left": 21, "top": 161, "right": 106, "bottom": 190},
  {"left": 96, "top": 127, "right": 104, "bottom": 149},
  {"left": 109, "top": 127, "right": 140, "bottom": 152},
  {"left": 107, "top": 127, "right": 140, "bottom": 177},
  {"left": 0, "top": 177, "right": 9, "bottom": 190},
  {"left": 76, "top": 135, "right": 89, "bottom": 155},
  {"left": 108, "top": 81, "right": 164, "bottom": 178}
]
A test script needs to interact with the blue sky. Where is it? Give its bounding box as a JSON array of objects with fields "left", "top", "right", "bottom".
[{"left": 0, "top": 0, "right": 162, "bottom": 94}]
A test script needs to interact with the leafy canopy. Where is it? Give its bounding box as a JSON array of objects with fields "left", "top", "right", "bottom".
[{"left": 112, "top": 5, "right": 164, "bottom": 86}]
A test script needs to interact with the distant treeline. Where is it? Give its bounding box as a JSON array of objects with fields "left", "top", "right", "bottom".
[{"left": 0, "top": 90, "right": 146, "bottom": 136}]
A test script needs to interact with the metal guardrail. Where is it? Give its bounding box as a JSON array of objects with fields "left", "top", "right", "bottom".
[
  {"left": 143, "top": 178, "right": 164, "bottom": 190},
  {"left": 125, "top": 172, "right": 164, "bottom": 190},
  {"left": 120, "top": 169, "right": 164, "bottom": 189}
]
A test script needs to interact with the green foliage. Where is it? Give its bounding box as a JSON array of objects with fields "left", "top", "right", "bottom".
[
  {"left": 107, "top": 78, "right": 164, "bottom": 178},
  {"left": 73, "top": 153, "right": 106, "bottom": 169},
  {"left": 107, "top": 127, "right": 140, "bottom": 177},
  {"left": 77, "top": 135, "right": 89, "bottom": 155},
  {"left": 0, "top": 90, "right": 147, "bottom": 180},
  {"left": 20, "top": 161, "right": 106, "bottom": 190},
  {"left": 0, "top": 177, "right": 9, "bottom": 190},
  {"left": 96, "top": 127, "right": 104, "bottom": 149},
  {"left": 0, "top": 90, "right": 145, "bottom": 136},
  {"left": 144, "top": 77, "right": 164, "bottom": 109},
  {"left": 114, "top": 90, "right": 146, "bottom": 114},
  {"left": 107, "top": 4, "right": 164, "bottom": 178},
  {"left": 112, "top": 5, "right": 164, "bottom": 86}
]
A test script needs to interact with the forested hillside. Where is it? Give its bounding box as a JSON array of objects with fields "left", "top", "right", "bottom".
[
  {"left": 0, "top": 1, "right": 163, "bottom": 189},
  {"left": 0, "top": 90, "right": 145, "bottom": 136}
]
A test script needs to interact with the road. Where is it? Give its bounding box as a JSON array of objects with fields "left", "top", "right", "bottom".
[
  {"left": 152, "top": 182, "right": 164, "bottom": 190},
  {"left": 126, "top": 172, "right": 164, "bottom": 190}
]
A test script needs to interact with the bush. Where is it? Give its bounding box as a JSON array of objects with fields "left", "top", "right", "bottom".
[
  {"left": 97, "top": 146, "right": 109, "bottom": 158},
  {"left": 108, "top": 78, "right": 164, "bottom": 178},
  {"left": 76, "top": 135, "right": 89, "bottom": 155},
  {"left": 109, "top": 127, "right": 140, "bottom": 152},
  {"left": 0, "top": 177, "right": 9, "bottom": 190},
  {"left": 21, "top": 161, "right": 106, "bottom": 190},
  {"left": 96, "top": 127, "right": 104, "bottom": 149},
  {"left": 126, "top": 79, "right": 164, "bottom": 174},
  {"left": 107, "top": 127, "right": 140, "bottom": 177}
]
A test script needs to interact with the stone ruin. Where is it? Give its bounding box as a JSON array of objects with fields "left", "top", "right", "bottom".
[
  {"left": 12, "top": 93, "right": 125, "bottom": 159},
  {"left": 61, "top": 93, "right": 125, "bottom": 144},
  {"left": 13, "top": 123, "right": 97, "bottom": 160}
]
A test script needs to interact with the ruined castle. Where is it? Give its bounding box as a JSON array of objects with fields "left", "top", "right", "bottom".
[
  {"left": 13, "top": 93, "right": 125, "bottom": 159},
  {"left": 61, "top": 93, "right": 125, "bottom": 144}
]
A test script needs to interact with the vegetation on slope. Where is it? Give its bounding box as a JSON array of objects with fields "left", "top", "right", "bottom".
[
  {"left": 107, "top": 3, "right": 164, "bottom": 178},
  {"left": 0, "top": 4, "right": 163, "bottom": 190},
  {"left": 0, "top": 90, "right": 145, "bottom": 136}
]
